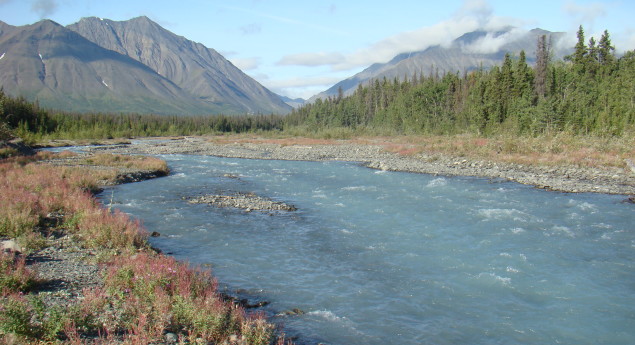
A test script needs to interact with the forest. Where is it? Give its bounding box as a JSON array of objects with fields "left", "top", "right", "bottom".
[
  {"left": 1, "top": 26, "right": 633, "bottom": 141},
  {"left": 287, "top": 27, "right": 634, "bottom": 137}
]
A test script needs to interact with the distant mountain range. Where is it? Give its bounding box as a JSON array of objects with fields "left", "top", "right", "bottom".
[
  {"left": 278, "top": 95, "right": 306, "bottom": 109},
  {"left": 310, "top": 28, "right": 570, "bottom": 102},
  {"left": 0, "top": 18, "right": 571, "bottom": 115},
  {"left": 0, "top": 17, "right": 292, "bottom": 115}
]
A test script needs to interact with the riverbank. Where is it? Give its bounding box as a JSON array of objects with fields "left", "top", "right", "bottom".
[
  {"left": 90, "top": 136, "right": 635, "bottom": 196},
  {"left": 0, "top": 151, "right": 282, "bottom": 344}
]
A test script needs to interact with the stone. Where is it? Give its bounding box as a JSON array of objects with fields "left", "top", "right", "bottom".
[
  {"left": 164, "top": 332, "right": 178, "bottom": 344},
  {"left": 282, "top": 308, "right": 305, "bottom": 316},
  {"left": 1, "top": 240, "right": 22, "bottom": 253},
  {"left": 150, "top": 231, "right": 161, "bottom": 237}
]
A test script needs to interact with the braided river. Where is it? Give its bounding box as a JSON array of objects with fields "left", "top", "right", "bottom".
[{"left": 104, "top": 154, "right": 634, "bottom": 345}]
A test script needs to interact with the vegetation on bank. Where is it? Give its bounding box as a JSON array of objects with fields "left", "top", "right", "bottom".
[
  {"left": 0, "top": 152, "right": 288, "bottom": 344},
  {"left": 287, "top": 27, "right": 634, "bottom": 137},
  {"left": 207, "top": 132, "right": 634, "bottom": 171},
  {"left": 2, "top": 27, "right": 634, "bottom": 145}
]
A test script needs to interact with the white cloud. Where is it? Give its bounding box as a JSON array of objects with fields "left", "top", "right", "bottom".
[
  {"left": 260, "top": 75, "right": 346, "bottom": 100},
  {"left": 563, "top": 0, "right": 607, "bottom": 31},
  {"left": 219, "top": 50, "right": 238, "bottom": 57},
  {"left": 0, "top": 0, "right": 59, "bottom": 18},
  {"left": 612, "top": 28, "right": 635, "bottom": 54},
  {"left": 31, "top": 0, "right": 58, "bottom": 18},
  {"left": 461, "top": 27, "right": 527, "bottom": 54},
  {"left": 239, "top": 23, "right": 262, "bottom": 35},
  {"left": 277, "top": 52, "right": 345, "bottom": 67},
  {"left": 264, "top": 75, "right": 344, "bottom": 89},
  {"left": 223, "top": 5, "right": 350, "bottom": 37},
  {"left": 275, "top": 0, "right": 517, "bottom": 72},
  {"left": 230, "top": 57, "right": 261, "bottom": 71}
]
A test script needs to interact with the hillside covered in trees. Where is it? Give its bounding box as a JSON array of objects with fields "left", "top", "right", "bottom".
[
  {"left": 286, "top": 27, "right": 634, "bottom": 137},
  {"left": 1, "top": 26, "right": 633, "bottom": 142},
  {"left": 0, "top": 90, "right": 284, "bottom": 141}
]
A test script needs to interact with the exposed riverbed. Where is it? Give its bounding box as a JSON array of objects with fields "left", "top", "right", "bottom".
[{"left": 93, "top": 137, "right": 635, "bottom": 195}]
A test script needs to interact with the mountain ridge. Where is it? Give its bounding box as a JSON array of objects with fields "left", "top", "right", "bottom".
[
  {"left": 309, "top": 28, "right": 569, "bottom": 102},
  {"left": 0, "top": 17, "right": 292, "bottom": 115},
  {"left": 0, "top": 19, "right": 210, "bottom": 115},
  {"left": 67, "top": 16, "right": 291, "bottom": 115}
]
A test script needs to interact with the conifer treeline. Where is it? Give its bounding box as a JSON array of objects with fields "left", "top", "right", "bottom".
[
  {"left": 0, "top": 90, "right": 284, "bottom": 140},
  {"left": 286, "top": 27, "right": 635, "bottom": 136},
  {"left": 1, "top": 26, "right": 633, "bottom": 140}
]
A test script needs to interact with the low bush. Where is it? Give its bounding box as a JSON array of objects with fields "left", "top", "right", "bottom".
[
  {"left": 0, "top": 151, "right": 285, "bottom": 344},
  {"left": 0, "top": 252, "right": 37, "bottom": 295}
]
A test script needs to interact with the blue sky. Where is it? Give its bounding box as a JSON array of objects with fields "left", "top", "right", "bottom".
[{"left": 1, "top": 0, "right": 634, "bottom": 99}]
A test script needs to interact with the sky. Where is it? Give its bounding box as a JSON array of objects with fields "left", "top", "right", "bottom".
[{"left": 0, "top": 0, "right": 634, "bottom": 100}]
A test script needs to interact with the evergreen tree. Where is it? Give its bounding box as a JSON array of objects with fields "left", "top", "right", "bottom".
[
  {"left": 598, "top": 30, "right": 615, "bottom": 66},
  {"left": 535, "top": 35, "right": 550, "bottom": 98},
  {"left": 568, "top": 25, "right": 588, "bottom": 74}
]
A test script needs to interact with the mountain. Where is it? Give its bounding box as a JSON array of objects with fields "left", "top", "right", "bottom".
[
  {"left": 0, "top": 19, "right": 206, "bottom": 115},
  {"left": 0, "top": 17, "right": 291, "bottom": 115},
  {"left": 279, "top": 95, "right": 305, "bottom": 108},
  {"left": 310, "top": 28, "right": 569, "bottom": 102},
  {"left": 68, "top": 17, "right": 290, "bottom": 115}
]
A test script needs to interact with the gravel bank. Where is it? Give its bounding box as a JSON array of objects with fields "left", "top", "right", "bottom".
[
  {"left": 95, "top": 137, "right": 635, "bottom": 196},
  {"left": 23, "top": 161, "right": 167, "bottom": 312},
  {"left": 189, "top": 192, "right": 298, "bottom": 212}
]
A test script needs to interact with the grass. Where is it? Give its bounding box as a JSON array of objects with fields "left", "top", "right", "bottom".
[
  {"left": 0, "top": 251, "right": 37, "bottom": 295},
  {"left": 204, "top": 131, "right": 635, "bottom": 170},
  {"left": 83, "top": 153, "right": 169, "bottom": 174},
  {"left": 372, "top": 132, "right": 635, "bottom": 169},
  {"left": 0, "top": 151, "right": 288, "bottom": 344},
  {"left": 0, "top": 147, "right": 19, "bottom": 159}
]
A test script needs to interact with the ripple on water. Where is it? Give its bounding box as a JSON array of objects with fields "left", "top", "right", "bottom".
[
  {"left": 426, "top": 177, "right": 447, "bottom": 188},
  {"left": 107, "top": 155, "right": 635, "bottom": 345}
]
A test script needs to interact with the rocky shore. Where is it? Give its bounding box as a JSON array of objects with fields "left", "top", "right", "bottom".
[
  {"left": 188, "top": 192, "right": 297, "bottom": 212},
  {"left": 21, "top": 159, "right": 168, "bottom": 318},
  {"left": 94, "top": 137, "right": 635, "bottom": 196}
]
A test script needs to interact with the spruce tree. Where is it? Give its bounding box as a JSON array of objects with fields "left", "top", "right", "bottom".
[
  {"left": 535, "top": 35, "right": 549, "bottom": 98},
  {"left": 598, "top": 30, "right": 615, "bottom": 66},
  {"left": 568, "top": 25, "right": 588, "bottom": 74}
]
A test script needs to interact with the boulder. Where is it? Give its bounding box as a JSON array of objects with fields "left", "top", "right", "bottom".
[{"left": 1, "top": 240, "right": 23, "bottom": 254}]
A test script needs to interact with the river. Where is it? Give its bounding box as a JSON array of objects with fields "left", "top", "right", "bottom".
[{"left": 102, "top": 154, "right": 634, "bottom": 345}]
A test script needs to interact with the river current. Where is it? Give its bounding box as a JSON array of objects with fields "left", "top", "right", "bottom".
[{"left": 101, "top": 154, "right": 633, "bottom": 345}]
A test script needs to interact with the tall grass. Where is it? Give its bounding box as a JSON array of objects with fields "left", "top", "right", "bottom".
[
  {"left": 93, "top": 253, "right": 275, "bottom": 344},
  {"left": 375, "top": 132, "right": 635, "bottom": 169},
  {"left": 0, "top": 152, "right": 284, "bottom": 344},
  {"left": 84, "top": 153, "right": 169, "bottom": 174},
  {"left": 0, "top": 252, "right": 37, "bottom": 295}
]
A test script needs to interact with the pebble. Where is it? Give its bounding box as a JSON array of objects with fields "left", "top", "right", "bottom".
[
  {"left": 165, "top": 332, "right": 178, "bottom": 344},
  {"left": 1, "top": 240, "right": 23, "bottom": 253}
]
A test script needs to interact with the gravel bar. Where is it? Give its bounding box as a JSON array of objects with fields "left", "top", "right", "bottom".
[{"left": 93, "top": 137, "right": 635, "bottom": 196}]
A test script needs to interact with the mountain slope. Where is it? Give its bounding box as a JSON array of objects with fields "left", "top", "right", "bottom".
[
  {"left": 279, "top": 95, "right": 305, "bottom": 108},
  {"left": 0, "top": 19, "right": 212, "bottom": 115},
  {"left": 68, "top": 16, "right": 291, "bottom": 115},
  {"left": 311, "top": 28, "right": 568, "bottom": 102}
]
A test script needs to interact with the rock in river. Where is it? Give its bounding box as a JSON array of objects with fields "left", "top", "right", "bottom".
[{"left": 188, "top": 192, "right": 297, "bottom": 212}]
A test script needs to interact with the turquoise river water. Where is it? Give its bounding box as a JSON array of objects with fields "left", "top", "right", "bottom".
[{"left": 100, "top": 154, "right": 634, "bottom": 345}]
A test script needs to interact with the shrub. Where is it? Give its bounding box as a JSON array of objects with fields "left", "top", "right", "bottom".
[
  {"left": 99, "top": 253, "right": 273, "bottom": 343},
  {"left": 0, "top": 252, "right": 37, "bottom": 295},
  {"left": 0, "top": 294, "right": 74, "bottom": 341},
  {"left": 0, "top": 294, "right": 35, "bottom": 339}
]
